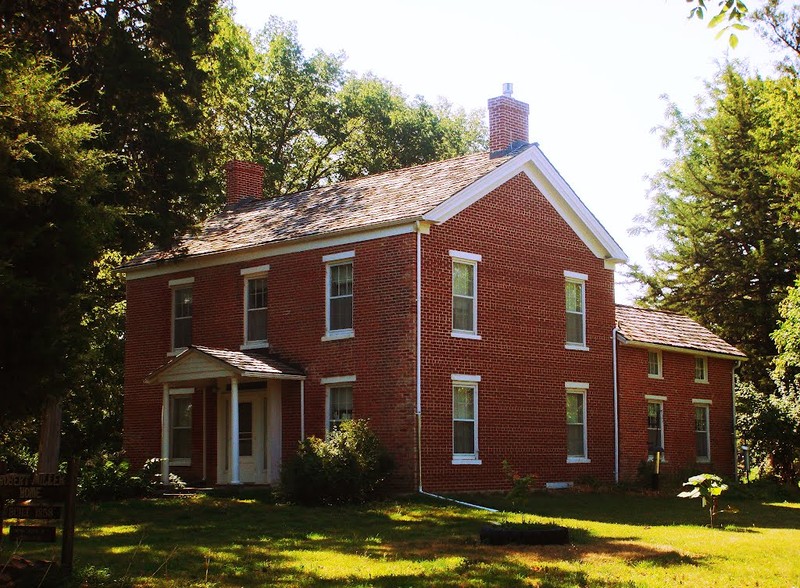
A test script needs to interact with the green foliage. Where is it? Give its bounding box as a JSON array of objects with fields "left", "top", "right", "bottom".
[
  {"left": 501, "top": 459, "right": 537, "bottom": 507},
  {"left": 280, "top": 419, "right": 393, "bottom": 505},
  {"left": 687, "top": 0, "right": 749, "bottom": 47},
  {"left": 78, "top": 455, "right": 186, "bottom": 501},
  {"left": 678, "top": 473, "right": 729, "bottom": 527},
  {"left": 737, "top": 381, "right": 800, "bottom": 483},
  {"left": 632, "top": 65, "right": 800, "bottom": 386}
]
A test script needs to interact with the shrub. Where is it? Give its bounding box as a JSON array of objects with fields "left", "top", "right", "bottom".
[
  {"left": 280, "top": 419, "right": 393, "bottom": 505},
  {"left": 78, "top": 454, "right": 147, "bottom": 501}
]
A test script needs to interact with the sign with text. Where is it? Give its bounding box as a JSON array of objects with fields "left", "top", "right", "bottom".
[
  {"left": 10, "top": 524, "right": 57, "bottom": 543},
  {"left": 0, "top": 473, "right": 68, "bottom": 501}
]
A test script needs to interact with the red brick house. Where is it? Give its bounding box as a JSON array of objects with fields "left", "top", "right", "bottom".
[{"left": 121, "top": 86, "right": 744, "bottom": 492}]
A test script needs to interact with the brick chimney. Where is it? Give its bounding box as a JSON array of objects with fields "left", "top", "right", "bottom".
[
  {"left": 488, "top": 83, "right": 529, "bottom": 156},
  {"left": 224, "top": 160, "right": 264, "bottom": 205}
]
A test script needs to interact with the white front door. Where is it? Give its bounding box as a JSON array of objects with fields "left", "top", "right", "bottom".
[{"left": 218, "top": 382, "right": 282, "bottom": 484}]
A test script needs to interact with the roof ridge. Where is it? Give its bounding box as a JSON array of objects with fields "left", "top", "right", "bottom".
[{"left": 616, "top": 303, "right": 684, "bottom": 317}]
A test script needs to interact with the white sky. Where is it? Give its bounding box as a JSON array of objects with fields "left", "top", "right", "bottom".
[{"left": 231, "top": 0, "right": 779, "bottom": 302}]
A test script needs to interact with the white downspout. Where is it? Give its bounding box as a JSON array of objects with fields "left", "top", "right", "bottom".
[
  {"left": 416, "top": 226, "right": 423, "bottom": 492},
  {"left": 161, "top": 384, "right": 170, "bottom": 484},
  {"left": 612, "top": 326, "right": 620, "bottom": 485}
]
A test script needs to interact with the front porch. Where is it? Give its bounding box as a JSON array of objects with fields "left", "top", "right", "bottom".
[{"left": 145, "top": 345, "right": 306, "bottom": 485}]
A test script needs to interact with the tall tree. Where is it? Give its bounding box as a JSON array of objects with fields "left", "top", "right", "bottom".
[{"left": 632, "top": 65, "right": 800, "bottom": 386}]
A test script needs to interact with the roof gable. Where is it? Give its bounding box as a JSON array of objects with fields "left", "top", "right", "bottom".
[{"left": 615, "top": 305, "right": 746, "bottom": 360}]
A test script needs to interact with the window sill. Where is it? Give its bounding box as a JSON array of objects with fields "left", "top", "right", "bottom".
[
  {"left": 167, "top": 348, "right": 188, "bottom": 357},
  {"left": 696, "top": 457, "right": 711, "bottom": 464},
  {"left": 452, "top": 457, "right": 482, "bottom": 465},
  {"left": 451, "top": 331, "right": 481, "bottom": 340},
  {"left": 565, "top": 344, "right": 589, "bottom": 352},
  {"left": 566, "top": 457, "right": 591, "bottom": 464},
  {"left": 694, "top": 379, "right": 709, "bottom": 384},
  {"left": 169, "top": 459, "right": 190, "bottom": 467},
  {"left": 321, "top": 329, "right": 354, "bottom": 342},
  {"left": 647, "top": 374, "right": 663, "bottom": 380},
  {"left": 240, "top": 341, "right": 269, "bottom": 351}
]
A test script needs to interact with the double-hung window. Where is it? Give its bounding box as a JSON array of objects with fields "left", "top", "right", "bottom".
[
  {"left": 647, "top": 350, "right": 662, "bottom": 378},
  {"left": 452, "top": 374, "right": 481, "bottom": 464},
  {"left": 450, "top": 251, "right": 481, "bottom": 339},
  {"left": 646, "top": 396, "right": 666, "bottom": 458},
  {"left": 694, "top": 401, "right": 711, "bottom": 462},
  {"left": 241, "top": 264, "right": 269, "bottom": 349},
  {"left": 564, "top": 271, "right": 587, "bottom": 349},
  {"left": 323, "top": 251, "right": 354, "bottom": 339},
  {"left": 170, "top": 390, "right": 193, "bottom": 465},
  {"left": 694, "top": 356, "right": 708, "bottom": 383},
  {"left": 322, "top": 375, "right": 355, "bottom": 433},
  {"left": 169, "top": 277, "right": 194, "bottom": 352},
  {"left": 566, "top": 383, "right": 589, "bottom": 462}
]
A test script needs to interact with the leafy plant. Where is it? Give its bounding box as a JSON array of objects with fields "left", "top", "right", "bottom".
[
  {"left": 78, "top": 454, "right": 147, "bottom": 502},
  {"left": 280, "top": 419, "right": 393, "bottom": 505},
  {"left": 678, "top": 473, "right": 729, "bottom": 528},
  {"left": 501, "top": 460, "right": 536, "bottom": 507}
]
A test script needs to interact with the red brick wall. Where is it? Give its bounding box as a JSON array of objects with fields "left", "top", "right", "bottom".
[
  {"left": 419, "top": 173, "right": 617, "bottom": 492},
  {"left": 123, "top": 235, "right": 418, "bottom": 487},
  {"left": 616, "top": 345, "right": 736, "bottom": 481}
]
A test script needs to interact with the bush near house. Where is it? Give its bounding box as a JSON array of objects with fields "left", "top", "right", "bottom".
[{"left": 280, "top": 419, "right": 393, "bottom": 505}]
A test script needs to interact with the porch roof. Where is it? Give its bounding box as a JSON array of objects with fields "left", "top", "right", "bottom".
[{"left": 145, "top": 345, "right": 306, "bottom": 384}]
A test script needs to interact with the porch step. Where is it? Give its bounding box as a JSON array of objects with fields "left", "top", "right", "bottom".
[{"left": 162, "top": 486, "right": 212, "bottom": 497}]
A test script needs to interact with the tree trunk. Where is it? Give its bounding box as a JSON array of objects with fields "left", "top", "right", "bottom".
[{"left": 36, "top": 395, "right": 63, "bottom": 474}]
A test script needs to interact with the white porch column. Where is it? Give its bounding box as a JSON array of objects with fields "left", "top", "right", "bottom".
[
  {"left": 230, "top": 376, "right": 241, "bottom": 484},
  {"left": 300, "top": 380, "right": 305, "bottom": 440},
  {"left": 161, "top": 384, "right": 170, "bottom": 484}
]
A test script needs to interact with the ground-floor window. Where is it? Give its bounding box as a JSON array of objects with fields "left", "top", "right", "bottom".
[
  {"left": 452, "top": 377, "right": 480, "bottom": 463},
  {"left": 647, "top": 399, "right": 664, "bottom": 457},
  {"left": 566, "top": 388, "right": 587, "bottom": 460},
  {"left": 694, "top": 403, "right": 711, "bottom": 462},
  {"left": 170, "top": 393, "right": 192, "bottom": 464},
  {"left": 327, "top": 385, "right": 353, "bottom": 432}
]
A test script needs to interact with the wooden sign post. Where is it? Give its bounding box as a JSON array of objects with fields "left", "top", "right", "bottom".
[{"left": 0, "top": 459, "right": 79, "bottom": 575}]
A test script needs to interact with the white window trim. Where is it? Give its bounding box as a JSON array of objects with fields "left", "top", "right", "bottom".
[
  {"left": 694, "top": 356, "right": 709, "bottom": 384},
  {"left": 452, "top": 379, "right": 481, "bottom": 465},
  {"left": 564, "top": 271, "right": 587, "bottom": 350},
  {"left": 323, "top": 253, "right": 355, "bottom": 340},
  {"left": 693, "top": 401, "right": 712, "bottom": 463},
  {"left": 170, "top": 282, "right": 193, "bottom": 354},
  {"left": 647, "top": 350, "right": 663, "bottom": 379},
  {"left": 169, "top": 388, "right": 193, "bottom": 466},
  {"left": 241, "top": 269, "right": 269, "bottom": 350},
  {"left": 325, "top": 383, "right": 354, "bottom": 433},
  {"left": 450, "top": 252, "right": 480, "bottom": 338},
  {"left": 566, "top": 387, "right": 589, "bottom": 463}
]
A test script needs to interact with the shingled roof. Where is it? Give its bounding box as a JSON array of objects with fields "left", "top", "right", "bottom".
[
  {"left": 124, "top": 149, "right": 521, "bottom": 269},
  {"left": 615, "top": 305, "right": 746, "bottom": 359}
]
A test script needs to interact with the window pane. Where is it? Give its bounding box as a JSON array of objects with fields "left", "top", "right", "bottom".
[
  {"left": 453, "top": 386, "right": 474, "bottom": 419},
  {"left": 239, "top": 402, "right": 253, "bottom": 457},
  {"left": 566, "top": 313, "right": 584, "bottom": 345},
  {"left": 174, "top": 287, "right": 192, "bottom": 318},
  {"left": 566, "top": 393, "right": 583, "bottom": 425},
  {"left": 565, "top": 282, "right": 582, "bottom": 312},
  {"left": 648, "top": 352, "right": 660, "bottom": 376},
  {"left": 172, "top": 429, "right": 191, "bottom": 459},
  {"left": 454, "top": 421, "right": 475, "bottom": 454},
  {"left": 329, "top": 386, "right": 353, "bottom": 430},
  {"left": 695, "top": 357, "right": 706, "bottom": 380},
  {"left": 248, "top": 278, "right": 267, "bottom": 309},
  {"left": 330, "top": 263, "right": 353, "bottom": 296},
  {"left": 173, "top": 287, "right": 192, "bottom": 349},
  {"left": 453, "top": 263, "right": 474, "bottom": 297},
  {"left": 172, "top": 397, "right": 192, "bottom": 428},
  {"left": 567, "top": 424, "right": 585, "bottom": 456},
  {"left": 453, "top": 297, "right": 474, "bottom": 331},
  {"left": 247, "top": 308, "right": 267, "bottom": 342},
  {"left": 330, "top": 296, "right": 353, "bottom": 331}
]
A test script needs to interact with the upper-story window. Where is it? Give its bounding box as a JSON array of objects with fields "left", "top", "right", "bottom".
[
  {"left": 241, "top": 264, "right": 269, "bottom": 349},
  {"left": 694, "top": 356, "right": 708, "bottom": 383},
  {"left": 169, "top": 277, "right": 194, "bottom": 352},
  {"left": 647, "top": 350, "right": 662, "bottom": 378},
  {"left": 323, "top": 251, "right": 355, "bottom": 340},
  {"left": 564, "top": 271, "right": 587, "bottom": 349},
  {"left": 450, "top": 250, "right": 481, "bottom": 339}
]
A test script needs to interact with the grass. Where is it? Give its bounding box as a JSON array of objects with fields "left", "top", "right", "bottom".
[{"left": 2, "top": 487, "right": 799, "bottom": 587}]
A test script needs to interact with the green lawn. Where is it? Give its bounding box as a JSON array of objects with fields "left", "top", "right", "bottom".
[{"left": 2, "top": 489, "right": 799, "bottom": 587}]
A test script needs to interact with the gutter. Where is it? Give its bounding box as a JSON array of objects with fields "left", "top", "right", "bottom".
[{"left": 612, "top": 326, "right": 620, "bottom": 484}]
